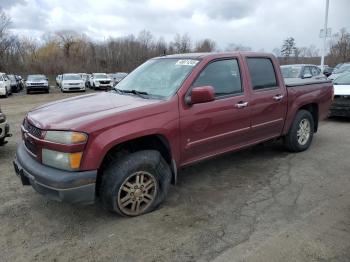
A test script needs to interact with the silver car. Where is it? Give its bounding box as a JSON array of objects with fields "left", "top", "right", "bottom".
[{"left": 281, "top": 64, "right": 327, "bottom": 81}]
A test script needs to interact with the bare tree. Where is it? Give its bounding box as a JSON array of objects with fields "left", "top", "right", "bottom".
[{"left": 195, "top": 39, "right": 216, "bottom": 52}]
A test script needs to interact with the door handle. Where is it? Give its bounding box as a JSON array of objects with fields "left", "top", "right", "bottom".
[
  {"left": 273, "top": 94, "right": 284, "bottom": 101},
  {"left": 235, "top": 101, "right": 248, "bottom": 109}
]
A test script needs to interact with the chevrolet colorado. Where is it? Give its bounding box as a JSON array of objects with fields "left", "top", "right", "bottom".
[{"left": 13, "top": 52, "right": 333, "bottom": 216}]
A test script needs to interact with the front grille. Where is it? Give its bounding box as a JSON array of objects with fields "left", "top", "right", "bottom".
[
  {"left": 29, "top": 83, "right": 45, "bottom": 86},
  {"left": 24, "top": 138, "right": 38, "bottom": 155},
  {"left": 23, "top": 119, "right": 42, "bottom": 138},
  {"left": 99, "top": 81, "right": 110, "bottom": 84},
  {"left": 69, "top": 83, "right": 80, "bottom": 85}
]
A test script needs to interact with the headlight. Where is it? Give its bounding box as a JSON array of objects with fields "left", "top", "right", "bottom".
[
  {"left": 42, "top": 149, "right": 83, "bottom": 171},
  {"left": 44, "top": 131, "right": 87, "bottom": 144}
]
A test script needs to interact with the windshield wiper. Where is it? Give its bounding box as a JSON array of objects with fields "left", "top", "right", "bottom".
[{"left": 114, "top": 88, "right": 149, "bottom": 99}]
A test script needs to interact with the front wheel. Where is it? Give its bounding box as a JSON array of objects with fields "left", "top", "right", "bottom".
[
  {"left": 100, "top": 150, "right": 171, "bottom": 217},
  {"left": 284, "top": 110, "right": 314, "bottom": 152}
]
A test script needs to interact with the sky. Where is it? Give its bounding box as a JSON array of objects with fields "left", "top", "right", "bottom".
[{"left": 1, "top": 0, "right": 350, "bottom": 52}]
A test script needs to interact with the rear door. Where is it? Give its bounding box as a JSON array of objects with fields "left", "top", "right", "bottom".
[
  {"left": 245, "top": 57, "right": 287, "bottom": 142},
  {"left": 179, "top": 57, "right": 251, "bottom": 166}
]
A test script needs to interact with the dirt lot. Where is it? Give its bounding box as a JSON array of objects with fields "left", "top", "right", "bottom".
[{"left": 1, "top": 88, "right": 350, "bottom": 262}]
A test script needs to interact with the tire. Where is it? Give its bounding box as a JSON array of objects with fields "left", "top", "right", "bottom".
[
  {"left": 100, "top": 150, "right": 171, "bottom": 217},
  {"left": 284, "top": 110, "right": 314, "bottom": 152},
  {"left": 4, "top": 90, "right": 8, "bottom": 98},
  {"left": 26, "top": 90, "right": 30, "bottom": 94}
]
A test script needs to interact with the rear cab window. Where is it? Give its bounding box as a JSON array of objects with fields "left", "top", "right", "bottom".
[{"left": 246, "top": 58, "right": 278, "bottom": 91}]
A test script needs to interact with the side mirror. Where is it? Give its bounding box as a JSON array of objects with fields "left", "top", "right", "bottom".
[
  {"left": 186, "top": 86, "right": 215, "bottom": 105},
  {"left": 303, "top": 73, "right": 312, "bottom": 79}
]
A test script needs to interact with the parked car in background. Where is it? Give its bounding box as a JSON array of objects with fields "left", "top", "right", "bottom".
[
  {"left": 14, "top": 52, "right": 333, "bottom": 217},
  {"left": 281, "top": 64, "right": 326, "bottom": 80},
  {"left": 26, "top": 74, "right": 49, "bottom": 94},
  {"left": 7, "top": 74, "right": 21, "bottom": 93},
  {"left": 60, "top": 74, "right": 86, "bottom": 92},
  {"left": 79, "top": 73, "right": 89, "bottom": 87},
  {"left": 318, "top": 65, "right": 334, "bottom": 77},
  {"left": 108, "top": 72, "right": 128, "bottom": 86},
  {"left": 90, "top": 73, "right": 113, "bottom": 90},
  {"left": 328, "top": 63, "right": 350, "bottom": 80},
  {"left": 16, "top": 75, "right": 24, "bottom": 90},
  {"left": 330, "top": 72, "right": 350, "bottom": 117},
  {"left": 56, "top": 75, "right": 62, "bottom": 87},
  {"left": 334, "top": 63, "right": 345, "bottom": 70},
  {"left": 0, "top": 106, "right": 11, "bottom": 145},
  {"left": 0, "top": 73, "right": 12, "bottom": 97}
]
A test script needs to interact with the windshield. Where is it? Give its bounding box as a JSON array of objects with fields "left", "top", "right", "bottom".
[
  {"left": 27, "top": 75, "right": 46, "bottom": 81},
  {"left": 281, "top": 66, "right": 302, "bottom": 78},
  {"left": 334, "top": 73, "right": 350, "bottom": 85},
  {"left": 117, "top": 58, "right": 199, "bottom": 99},
  {"left": 94, "top": 73, "right": 108, "bottom": 79},
  {"left": 63, "top": 74, "right": 81, "bottom": 80},
  {"left": 333, "top": 65, "right": 350, "bottom": 74}
]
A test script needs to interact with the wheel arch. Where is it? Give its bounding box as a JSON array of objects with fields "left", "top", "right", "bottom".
[
  {"left": 96, "top": 134, "right": 175, "bottom": 197},
  {"left": 299, "top": 103, "right": 319, "bottom": 132}
]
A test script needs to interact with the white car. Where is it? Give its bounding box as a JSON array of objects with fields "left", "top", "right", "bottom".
[
  {"left": 0, "top": 106, "right": 10, "bottom": 145},
  {"left": 90, "top": 73, "right": 113, "bottom": 90},
  {"left": 56, "top": 74, "right": 62, "bottom": 87},
  {"left": 330, "top": 72, "right": 350, "bottom": 117},
  {"left": 0, "top": 73, "right": 12, "bottom": 97},
  {"left": 60, "top": 74, "right": 86, "bottom": 92},
  {"left": 328, "top": 64, "right": 350, "bottom": 80}
]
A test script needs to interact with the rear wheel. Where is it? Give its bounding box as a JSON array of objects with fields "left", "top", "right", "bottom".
[
  {"left": 284, "top": 110, "right": 314, "bottom": 152},
  {"left": 100, "top": 150, "right": 171, "bottom": 217}
]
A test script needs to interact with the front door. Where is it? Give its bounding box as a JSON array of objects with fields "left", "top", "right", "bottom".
[{"left": 179, "top": 58, "right": 251, "bottom": 166}]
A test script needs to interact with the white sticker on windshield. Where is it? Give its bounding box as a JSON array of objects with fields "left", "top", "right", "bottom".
[{"left": 175, "top": 59, "right": 199, "bottom": 66}]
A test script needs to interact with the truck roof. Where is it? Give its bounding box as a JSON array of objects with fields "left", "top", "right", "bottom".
[{"left": 159, "top": 52, "right": 273, "bottom": 60}]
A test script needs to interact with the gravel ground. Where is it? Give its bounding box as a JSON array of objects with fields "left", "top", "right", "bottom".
[{"left": 1, "top": 88, "right": 350, "bottom": 262}]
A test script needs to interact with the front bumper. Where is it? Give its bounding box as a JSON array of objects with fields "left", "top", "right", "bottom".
[
  {"left": 27, "top": 85, "right": 49, "bottom": 90},
  {"left": 330, "top": 97, "right": 350, "bottom": 117},
  {"left": 62, "top": 85, "right": 85, "bottom": 91},
  {"left": 13, "top": 143, "right": 97, "bottom": 204}
]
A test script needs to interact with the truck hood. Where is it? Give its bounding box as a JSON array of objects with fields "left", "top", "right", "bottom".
[{"left": 27, "top": 92, "right": 161, "bottom": 130}]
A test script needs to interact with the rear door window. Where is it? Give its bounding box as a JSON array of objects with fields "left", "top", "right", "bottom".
[
  {"left": 303, "top": 66, "right": 312, "bottom": 76},
  {"left": 246, "top": 58, "right": 277, "bottom": 90},
  {"left": 311, "top": 66, "right": 320, "bottom": 76}
]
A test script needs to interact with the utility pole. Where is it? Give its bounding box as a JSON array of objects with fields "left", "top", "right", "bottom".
[{"left": 320, "top": 0, "right": 329, "bottom": 71}]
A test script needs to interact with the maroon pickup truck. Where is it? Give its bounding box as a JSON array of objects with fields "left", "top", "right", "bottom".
[{"left": 13, "top": 52, "right": 333, "bottom": 216}]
